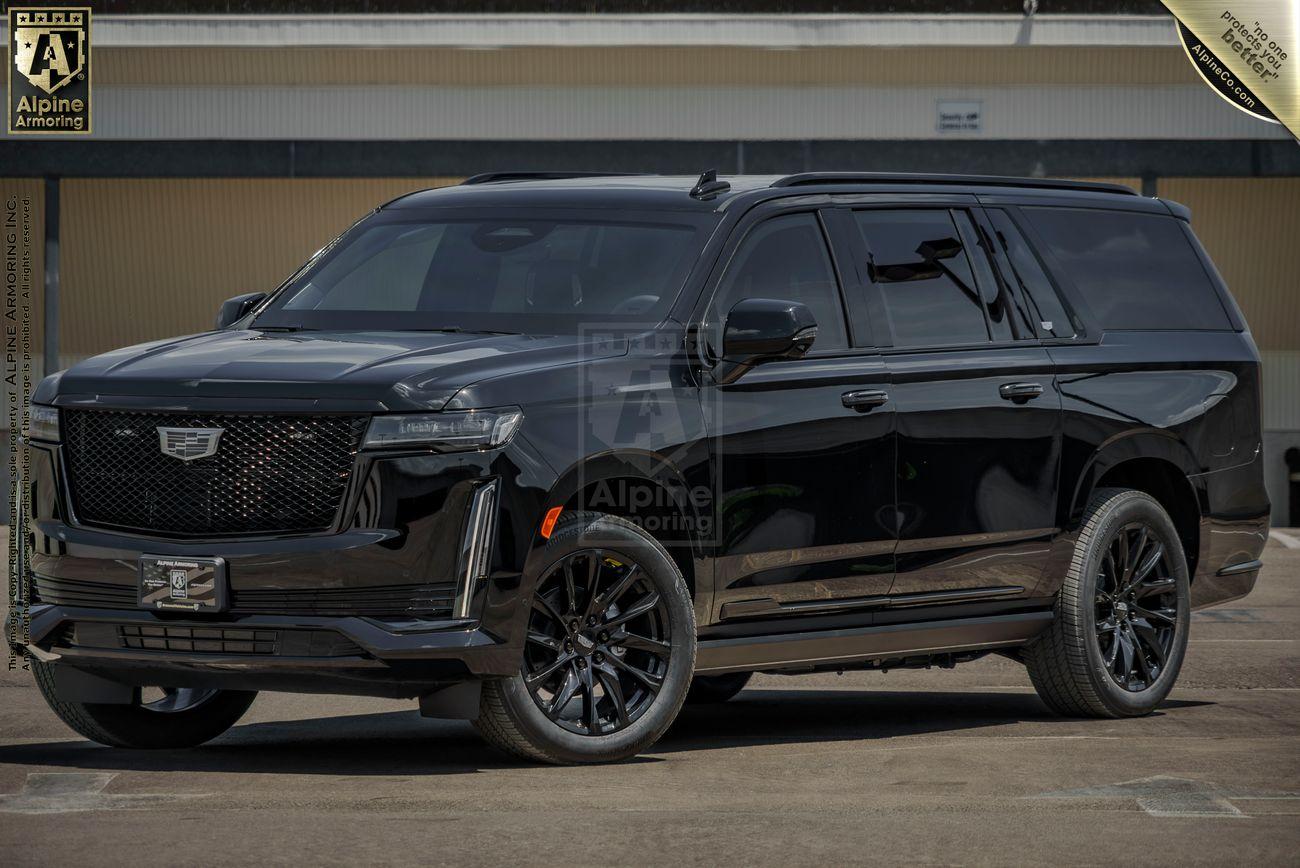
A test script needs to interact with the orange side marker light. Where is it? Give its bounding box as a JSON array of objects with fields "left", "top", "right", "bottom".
[{"left": 539, "top": 506, "right": 563, "bottom": 539}]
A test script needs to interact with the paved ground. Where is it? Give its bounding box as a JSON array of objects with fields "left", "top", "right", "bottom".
[{"left": 1, "top": 533, "right": 1296, "bottom": 866}]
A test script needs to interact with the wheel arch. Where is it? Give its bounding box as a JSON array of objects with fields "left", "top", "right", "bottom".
[
  {"left": 533, "top": 449, "right": 709, "bottom": 605},
  {"left": 1066, "top": 431, "right": 1206, "bottom": 580}
]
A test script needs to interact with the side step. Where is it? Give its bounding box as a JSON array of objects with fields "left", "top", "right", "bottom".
[{"left": 695, "top": 611, "right": 1052, "bottom": 675}]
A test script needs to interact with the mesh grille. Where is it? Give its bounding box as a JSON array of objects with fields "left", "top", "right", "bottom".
[{"left": 63, "top": 410, "right": 368, "bottom": 537}]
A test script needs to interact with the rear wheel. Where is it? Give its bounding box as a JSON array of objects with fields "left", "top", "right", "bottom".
[
  {"left": 1025, "top": 488, "right": 1191, "bottom": 718},
  {"left": 33, "top": 660, "right": 257, "bottom": 748},
  {"left": 475, "top": 512, "right": 696, "bottom": 764},
  {"left": 686, "top": 672, "right": 752, "bottom": 704}
]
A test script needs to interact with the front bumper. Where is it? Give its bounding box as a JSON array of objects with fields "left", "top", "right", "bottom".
[
  {"left": 18, "top": 604, "right": 517, "bottom": 697},
  {"left": 15, "top": 430, "right": 557, "bottom": 697}
]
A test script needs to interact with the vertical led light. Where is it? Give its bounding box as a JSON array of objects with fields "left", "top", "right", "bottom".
[{"left": 455, "top": 479, "right": 499, "bottom": 619}]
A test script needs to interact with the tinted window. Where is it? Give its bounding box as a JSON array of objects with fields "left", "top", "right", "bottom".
[
  {"left": 986, "top": 209, "right": 1077, "bottom": 339},
  {"left": 257, "top": 215, "right": 706, "bottom": 333},
  {"left": 1025, "top": 207, "right": 1231, "bottom": 330},
  {"left": 710, "top": 213, "right": 848, "bottom": 352},
  {"left": 854, "top": 209, "right": 990, "bottom": 347}
]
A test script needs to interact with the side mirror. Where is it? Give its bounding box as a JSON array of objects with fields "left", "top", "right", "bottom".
[
  {"left": 215, "top": 292, "right": 268, "bottom": 329},
  {"left": 716, "top": 298, "right": 818, "bottom": 384}
]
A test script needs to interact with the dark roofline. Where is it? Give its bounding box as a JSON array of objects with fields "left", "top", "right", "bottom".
[
  {"left": 461, "top": 171, "right": 648, "bottom": 185},
  {"left": 771, "top": 172, "right": 1139, "bottom": 196}
]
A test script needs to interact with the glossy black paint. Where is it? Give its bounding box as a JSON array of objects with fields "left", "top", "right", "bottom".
[{"left": 17, "top": 174, "right": 1269, "bottom": 698}]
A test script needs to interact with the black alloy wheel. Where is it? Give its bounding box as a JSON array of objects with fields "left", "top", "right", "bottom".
[
  {"left": 1024, "top": 487, "right": 1191, "bottom": 719},
  {"left": 1093, "top": 522, "right": 1181, "bottom": 692},
  {"left": 523, "top": 549, "right": 673, "bottom": 736}
]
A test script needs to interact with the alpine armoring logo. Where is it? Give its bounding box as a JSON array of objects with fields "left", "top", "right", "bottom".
[{"left": 8, "top": 7, "right": 92, "bottom": 134}]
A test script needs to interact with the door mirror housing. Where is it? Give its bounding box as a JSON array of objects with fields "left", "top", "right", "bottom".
[
  {"left": 717, "top": 298, "right": 818, "bottom": 383},
  {"left": 216, "top": 292, "right": 268, "bottom": 329}
]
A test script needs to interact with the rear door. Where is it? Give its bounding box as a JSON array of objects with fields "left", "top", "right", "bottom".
[{"left": 843, "top": 202, "right": 1063, "bottom": 601}]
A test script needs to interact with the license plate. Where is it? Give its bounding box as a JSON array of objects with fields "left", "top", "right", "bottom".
[{"left": 138, "top": 556, "right": 227, "bottom": 612}]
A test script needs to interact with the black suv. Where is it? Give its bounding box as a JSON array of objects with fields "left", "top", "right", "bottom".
[{"left": 15, "top": 172, "right": 1269, "bottom": 763}]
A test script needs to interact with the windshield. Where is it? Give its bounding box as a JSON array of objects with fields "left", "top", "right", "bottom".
[{"left": 254, "top": 210, "right": 712, "bottom": 334}]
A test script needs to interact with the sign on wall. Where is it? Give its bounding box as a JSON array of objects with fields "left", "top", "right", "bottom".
[{"left": 936, "top": 100, "right": 982, "bottom": 133}]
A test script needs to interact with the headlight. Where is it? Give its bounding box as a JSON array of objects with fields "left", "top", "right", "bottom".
[
  {"left": 363, "top": 408, "right": 523, "bottom": 452},
  {"left": 28, "top": 405, "right": 59, "bottom": 443}
]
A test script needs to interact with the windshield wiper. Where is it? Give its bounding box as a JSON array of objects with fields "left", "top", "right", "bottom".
[
  {"left": 424, "top": 326, "right": 521, "bottom": 336},
  {"left": 252, "top": 325, "right": 316, "bottom": 333}
]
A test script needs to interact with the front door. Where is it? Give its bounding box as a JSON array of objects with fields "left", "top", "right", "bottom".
[
  {"left": 848, "top": 205, "right": 1063, "bottom": 601},
  {"left": 700, "top": 209, "right": 897, "bottom": 620}
]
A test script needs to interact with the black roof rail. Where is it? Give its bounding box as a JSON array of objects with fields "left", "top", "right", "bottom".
[
  {"left": 770, "top": 173, "right": 1139, "bottom": 196},
  {"left": 461, "top": 172, "right": 645, "bottom": 185}
]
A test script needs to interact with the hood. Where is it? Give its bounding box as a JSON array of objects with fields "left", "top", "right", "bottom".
[{"left": 49, "top": 329, "right": 622, "bottom": 412}]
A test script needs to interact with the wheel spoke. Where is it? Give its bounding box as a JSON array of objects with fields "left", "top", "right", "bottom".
[
  {"left": 1112, "top": 535, "right": 1129, "bottom": 588},
  {"left": 1119, "top": 541, "right": 1163, "bottom": 597},
  {"left": 1117, "top": 628, "right": 1136, "bottom": 680},
  {"left": 1125, "top": 527, "right": 1149, "bottom": 583},
  {"left": 526, "top": 652, "right": 573, "bottom": 688},
  {"left": 1133, "top": 576, "right": 1176, "bottom": 599},
  {"left": 609, "top": 654, "right": 663, "bottom": 694},
  {"left": 1103, "top": 632, "right": 1121, "bottom": 668},
  {"left": 579, "top": 664, "right": 600, "bottom": 733},
  {"left": 1130, "top": 618, "right": 1167, "bottom": 667},
  {"left": 587, "top": 565, "right": 642, "bottom": 620},
  {"left": 617, "top": 631, "right": 671, "bottom": 658},
  {"left": 563, "top": 560, "right": 580, "bottom": 616},
  {"left": 548, "top": 665, "right": 581, "bottom": 718},
  {"left": 526, "top": 630, "right": 561, "bottom": 651},
  {"left": 1132, "top": 541, "right": 1164, "bottom": 582},
  {"left": 603, "top": 592, "right": 661, "bottom": 630},
  {"left": 532, "top": 591, "right": 566, "bottom": 626},
  {"left": 1132, "top": 603, "right": 1176, "bottom": 625},
  {"left": 596, "top": 667, "right": 629, "bottom": 728},
  {"left": 1101, "top": 549, "right": 1118, "bottom": 595}
]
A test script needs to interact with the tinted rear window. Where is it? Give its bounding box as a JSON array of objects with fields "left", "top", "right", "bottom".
[{"left": 1024, "top": 207, "right": 1230, "bottom": 331}]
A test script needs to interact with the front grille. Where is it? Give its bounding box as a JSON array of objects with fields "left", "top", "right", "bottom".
[
  {"left": 62, "top": 409, "right": 368, "bottom": 537},
  {"left": 32, "top": 574, "right": 457, "bottom": 620},
  {"left": 50, "top": 622, "right": 366, "bottom": 657}
]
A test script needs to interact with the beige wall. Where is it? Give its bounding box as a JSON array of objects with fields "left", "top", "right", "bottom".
[
  {"left": 59, "top": 178, "right": 459, "bottom": 362},
  {"left": 95, "top": 46, "right": 1199, "bottom": 88},
  {"left": 1156, "top": 179, "right": 1300, "bottom": 354}
]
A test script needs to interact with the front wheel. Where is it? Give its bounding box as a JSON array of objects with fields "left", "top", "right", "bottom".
[
  {"left": 1025, "top": 488, "right": 1191, "bottom": 718},
  {"left": 33, "top": 660, "right": 257, "bottom": 748},
  {"left": 475, "top": 512, "right": 696, "bottom": 764}
]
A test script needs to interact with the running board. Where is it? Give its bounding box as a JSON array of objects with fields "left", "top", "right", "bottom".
[{"left": 695, "top": 611, "right": 1052, "bottom": 675}]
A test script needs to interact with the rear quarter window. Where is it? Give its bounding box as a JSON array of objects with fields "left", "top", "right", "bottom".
[{"left": 1023, "top": 207, "right": 1232, "bottom": 331}]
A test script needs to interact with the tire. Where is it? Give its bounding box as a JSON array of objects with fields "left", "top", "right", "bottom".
[
  {"left": 475, "top": 511, "right": 696, "bottom": 764},
  {"left": 1025, "top": 487, "right": 1191, "bottom": 718},
  {"left": 33, "top": 660, "right": 257, "bottom": 749},
  {"left": 686, "top": 672, "right": 752, "bottom": 704}
]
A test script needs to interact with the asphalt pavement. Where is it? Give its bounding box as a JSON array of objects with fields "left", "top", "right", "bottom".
[{"left": 1, "top": 531, "right": 1296, "bottom": 866}]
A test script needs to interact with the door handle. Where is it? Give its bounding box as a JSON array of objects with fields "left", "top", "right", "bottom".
[
  {"left": 842, "top": 389, "right": 889, "bottom": 411},
  {"left": 999, "top": 382, "right": 1044, "bottom": 403}
]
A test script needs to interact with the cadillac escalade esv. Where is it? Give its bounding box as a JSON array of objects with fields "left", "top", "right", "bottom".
[{"left": 13, "top": 172, "right": 1269, "bottom": 763}]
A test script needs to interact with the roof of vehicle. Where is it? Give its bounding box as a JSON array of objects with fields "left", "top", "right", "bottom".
[{"left": 382, "top": 172, "right": 1150, "bottom": 214}]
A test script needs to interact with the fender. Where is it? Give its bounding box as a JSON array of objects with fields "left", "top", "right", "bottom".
[
  {"left": 517, "top": 448, "right": 713, "bottom": 623},
  {"left": 1064, "top": 428, "right": 1206, "bottom": 531}
]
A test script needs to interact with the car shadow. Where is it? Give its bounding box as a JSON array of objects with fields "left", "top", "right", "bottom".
[{"left": 0, "top": 689, "right": 1212, "bottom": 776}]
